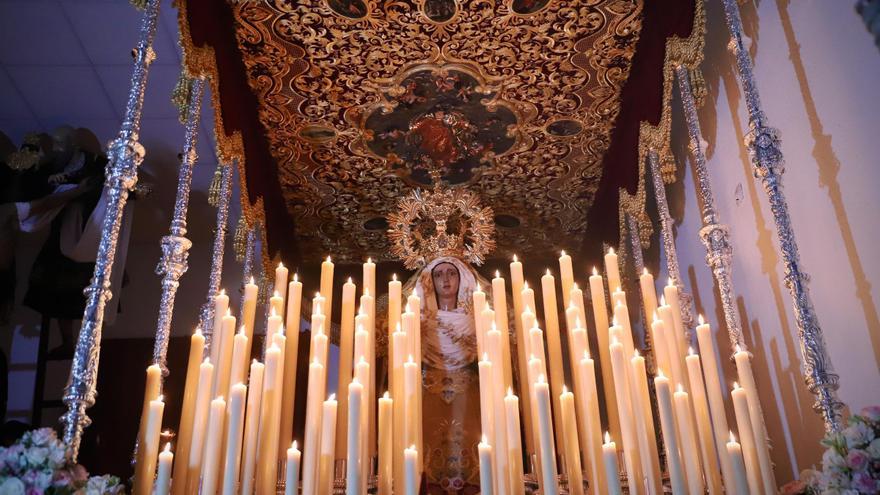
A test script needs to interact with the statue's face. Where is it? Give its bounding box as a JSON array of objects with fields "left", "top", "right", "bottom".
[{"left": 432, "top": 262, "right": 460, "bottom": 301}]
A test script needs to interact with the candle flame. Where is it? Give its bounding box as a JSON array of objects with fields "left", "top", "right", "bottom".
[
  {"left": 491, "top": 321, "right": 497, "bottom": 332},
  {"left": 239, "top": 325, "right": 246, "bottom": 336},
  {"left": 733, "top": 381, "right": 740, "bottom": 390},
  {"left": 735, "top": 344, "right": 742, "bottom": 353},
  {"left": 523, "top": 281, "right": 529, "bottom": 290},
  {"left": 561, "top": 250, "right": 566, "bottom": 257},
  {"left": 271, "top": 307, "right": 277, "bottom": 317},
  {"left": 396, "top": 322, "right": 401, "bottom": 332},
  {"left": 611, "top": 315, "right": 618, "bottom": 326},
  {"left": 293, "top": 273, "right": 299, "bottom": 282},
  {"left": 729, "top": 431, "right": 737, "bottom": 443},
  {"left": 608, "top": 247, "right": 615, "bottom": 255},
  {"left": 367, "top": 257, "right": 372, "bottom": 264},
  {"left": 524, "top": 305, "right": 532, "bottom": 314},
  {"left": 292, "top": 440, "right": 298, "bottom": 450},
  {"left": 219, "top": 289, "right": 226, "bottom": 296},
  {"left": 605, "top": 431, "right": 612, "bottom": 443},
  {"left": 278, "top": 324, "right": 286, "bottom": 336},
  {"left": 659, "top": 295, "right": 666, "bottom": 306},
  {"left": 698, "top": 314, "right": 705, "bottom": 325},
  {"left": 365, "top": 288, "right": 371, "bottom": 297},
  {"left": 657, "top": 369, "right": 666, "bottom": 379},
  {"left": 203, "top": 357, "right": 211, "bottom": 364},
  {"left": 163, "top": 442, "right": 172, "bottom": 453},
  {"left": 250, "top": 276, "right": 255, "bottom": 285},
  {"left": 546, "top": 268, "right": 551, "bottom": 276},
  {"left": 633, "top": 349, "right": 640, "bottom": 358},
  {"left": 482, "top": 352, "right": 490, "bottom": 362},
  {"left": 615, "top": 286, "right": 621, "bottom": 293},
  {"left": 652, "top": 311, "right": 659, "bottom": 323},
  {"left": 513, "top": 254, "right": 518, "bottom": 262},
  {"left": 583, "top": 350, "right": 591, "bottom": 361},
  {"left": 482, "top": 435, "right": 489, "bottom": 444},
  {"left": 358, "top": 356, "right": 367, "bottom": 365},
  {"left": 667, "top": 278, "right": 674, "bottom": 287},
  {"left": 407, "top": 355, "right": 414, "bottom": 364},
  {"left": 562, "top": 384, "right": 569, "bottom": 394},
  {"left": 225, "top": 308, "right": 231, "bottom": 317},
  {"left": 507, "top": 387, "right": 514, "bottom": 397},
  {"left": 592, "top": 266, "right": 598, "bottom": 276},
  {"left": 328, "top": 393, "right": 336, "bottom": 401},
  {"left": 677, "top": 383, "right": 684, "bottom": 393},
  {"left": 351, "top": 377, "right": 360, "bottom": 386},
  {"left": 392, "top": 273, "right": 398, "bottom": 282},
  {"left": 575, "top": 316, "right": 582, "bottom": 328},
  {"left": 476, "top": 282, "right": 481, "bottom": 291},
  {"left": 275, "top": 290, "right": 281, "bottom": 299},
  {"left": 326, "top": 256, "right": 332, "bottom": 263},
  {"left": 194, "top": 327, "right": 202, "bottom": 336},
  {"left": 611, "top": 336, "right": 619, "bottom": 346},
  {"left": 278, "top": 261, "right": 285, "bottom": 269},
  {"left": 537, "top": 374, "right": 547, "bottom": 384},
  {"left": 688, "top": 346, "right": 695, "bottom": 356},
  {"left": 383, "top": 391, "right": 390, "bottom": 399},
  {"left": 347, "top": 276, "right": 353, "bottom": 284},
  {"left": 643, "top": 267, "right": 649, "bottom": 276},
  {"left": 157, "top": 394, "right": 164, "bottom": 402}
]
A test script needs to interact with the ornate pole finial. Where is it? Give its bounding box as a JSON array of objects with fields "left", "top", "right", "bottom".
[
  {"left": 62, "top": 0, "right": 161, "bottom": 460},
  {"left": 199, "top": 160, "right": 234, "bottom": 352},
  {"left": 720, "top": 0, "right": 843, "bottom": 431}
]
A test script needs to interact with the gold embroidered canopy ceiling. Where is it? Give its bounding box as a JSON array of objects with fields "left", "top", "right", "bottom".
[{"left": 178, "top": 0, "right": 698, "bottom": 267}]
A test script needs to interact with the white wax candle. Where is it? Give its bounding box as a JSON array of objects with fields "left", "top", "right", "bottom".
[
  {"left": 354, "top": 358, "right": 371, "bottom": 493},
  {"left": 486, "top": 331, "right": 510, "bottom": 494},
  {"left": 685, "top": 350, "right": 723, "bottom": 495},
  {"left": 726, "top": 433, "right": 749, "bottom": 495},
  {"left": 242, "top": 278, "right": 258, "bottom": 361},
  {"left": 337, "top": 277, "right": 357, "bottom": 456},
  {"left": 731, "top": 383, "right": 763, "bottom": 495},
  {"left": 638, "top": 268, "right": 658, "bottom": 327},
  {"left": 228, "top": 328, "right": 248, "bottom": 397},
  {"left": 403, "top": 356, "right": 419, "bottom": 450},
  {"left": 608, "top": 339, "right": 641, "bottom": 492},
  {"left": 535, "top": 376, "right": 559, "bottom": 495},
  {"left": 540, "top": 269, "right": 566, "bottom": 452},
  {"left": 346, "top": 380, "right": 363, "bottom": 495},
  {"left": 185, "top": 360, "right": 213, "bottom": 495},
  {"left": 171, "top": 330, "right": 204, "bottom": 495},
  {"left": 503, "top": 390, "right": 525, "bottom": 495},
  {"left": 274, "top": 262, "right": 289, "bottom": 303},
  {"left": 734, "top": 346, "right": 776, "bottom": 494},
  {"left": 391, "top": 331, "right": 407, "bottom": 495},
  {"left": 320, "top": 256, "right": 334, "bottom": 322},
  {"left": 674, "top": 385, "right": 705, "bottom": 495},
  {"left": 473, "top": 285, "right": 487, "bottom": 352},
  {"left": 404, "top": 446, "right": 418, "bottom": 495},
  {"left": 256, "top": 345, "right": 281, "bottom": 494},
  {"left": 479, "top": 438, "right": 495, "bottom": 495},
  {"left": 658, "top": 304, "right": 686, "bottom": 390},
  {"left": 629, "top": 352, "right": 661, "bottom": 495},
  {"left": 650, "top": 316, "right": 672, "bottom": 385},
  {"left": 509, "top": 256, "right": 533, "bottom": 456},
  {"left": 212, "top": 309, "right": 236, "bottom": 405},
  {"left": 301, "top": 359, "right": 326, "bottom": 495},
  {"left": 135, "top": 395, "right": 164, "bottom": 495},
  {"left": 286, "top": 274, "right": 303, "bottom": 334},
  {"left": 269, "top": 293, "right": 284, "bottom": 326},
  {"left": 588, "top": 267, "right": 621, "bottom": 443},
  {"left": 491, "top": 272, "right": 513, "bottom": 390},
  {"left": 363, "top": 257, "right": 376, "bottom": 299},
  {"left": 602, "top": 433, "right": 623, "bottom": 495},
  {"left": 558, "top": 250, "right": 574, "bottom": 308},
  {"left": 200, "top": 396, "right": 226, "bottom": 495},
  {"left": 611, "top": 287, "right": 627, "bottom": 310},
  {"left": 318, "top": 394, "right": 338, "bottom": 495},
  {"left": 280, "top": 275, "right": 302, "bottom": 453},
  {"left": 560, "top": 388, "right": 584, "bottom": 495},
  {"left": 240, "top": 360, "right": 263, "bottom": 495},
  {"left": 604, "top": 247, "right": 620, "bottom": 297},
  {"left": 210, "top": 290, "right": 229, "bottom": 370},
  {"left": 378, "top": 392, "right": 393, "bottom": 495},
  {"left": 285, "top": 441, "right": 301, "bottom": 495},
  {"left": 155, "top": 443, "right": 173, "bottom": 495},
  {"left": 388, "top": 274, "right": 402, "bottom": 349},
  {"left": 663, "top": 281, "right": 688, "bottom": 368},
  {"left": 654, "top": 373, "right": 686, "bottom": 495},
  {"left": 221, "top": 383, "right": 247, "bottom": 495},
  {"left": 577, "top": 353, "right": 605, "bottom": 495},
  {"left": 695, "top": 316, "right": 737, "bottom": 493}
]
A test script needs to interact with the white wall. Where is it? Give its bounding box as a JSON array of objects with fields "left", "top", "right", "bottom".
[{"left": 661, "top": 0, "right": 880, "bottom": 482}]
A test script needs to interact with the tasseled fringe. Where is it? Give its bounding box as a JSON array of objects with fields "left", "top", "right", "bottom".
[
  {"left": 233, "top": 217, "right": 248, "bottom": 262},
  {"left": 171, "top": 69, "right": 193, "bottom": 124},
  {"left": 207, "top": 165, "right": 223, "bottom": 207}
]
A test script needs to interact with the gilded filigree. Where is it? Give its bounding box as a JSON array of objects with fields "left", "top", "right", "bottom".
[{"left": 231, "top": 0, "right": 643, "bottom": 262}]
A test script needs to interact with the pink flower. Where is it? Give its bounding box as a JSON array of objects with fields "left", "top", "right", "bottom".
[
  {"left": 860, "top": 405, "right": 880, "bottom": 422},
  {"left": 847, "top": 449, "right": 869, "bottom": 472},
  {"left": 852, "top": 471, "right": 879, "bottom": 493}
]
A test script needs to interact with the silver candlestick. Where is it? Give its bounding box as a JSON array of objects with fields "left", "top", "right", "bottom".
[
  {"left": 61, "top": 0, "right": 161, "bottom": 460},
  {"left": 152, "top": 76, "right": 205, "bottom": 376},
  {"left": 199, "top": 159, "right": 234, "bottom": 353},
  {"left": 720, "top": 0, "right": 843, "bottom": 431}
]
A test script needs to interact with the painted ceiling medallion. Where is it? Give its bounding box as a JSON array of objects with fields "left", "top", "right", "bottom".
[
  {"left": 352, "top": 66, "right": 525, "bottom": 185},
  {"left": 232, "top": 0, "right": 643, "bottom": 262}
]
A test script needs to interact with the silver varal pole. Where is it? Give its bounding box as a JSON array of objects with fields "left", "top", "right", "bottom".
[
  {"left": 152, "top": 77, "right": 205, "bottom": 375},
  {"left": 675, "top": 66, "right": 747, "bottom": 354},
  {"left": 62, "top": 0, "right": 161, "bottom": 459},
  {"left": 198, "top": 160, "right": 234, "bottom": 352},
  {"left": 648, "top": 149, "right": 696, "bottom": 332},
  {"left": 720, "top": 0, "right": 843, "bottom": 431}
]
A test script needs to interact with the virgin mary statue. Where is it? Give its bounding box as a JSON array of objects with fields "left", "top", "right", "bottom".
[{"left": 387, "top": 184, "right": 499, "bottom": 494}]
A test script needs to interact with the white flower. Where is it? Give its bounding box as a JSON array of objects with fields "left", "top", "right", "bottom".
[
  {"left": 23, "top": 446, "right": 49, "bottom": 467},
  {"left": 866, "top": 437, "right": 880, "bottom": 458},
  {"left": 843, "top": 421, "right": 874, "bottom": 449},
  {"left": 823, "top": 448, "right": 846, "bottom": 470},
  {"left": 29, "top": 428, "right": 54, "bottom": 447},
  {"left": 0, "top": 478, "right": 25, "bottom": 495}
]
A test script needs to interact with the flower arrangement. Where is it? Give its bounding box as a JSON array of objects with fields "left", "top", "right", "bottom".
[{"left": 0, "top": 428, "right": 124, "bottom": 495}]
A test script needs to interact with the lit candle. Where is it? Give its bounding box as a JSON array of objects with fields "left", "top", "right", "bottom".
[
  {"left": 491, "top": 271, "right": 513, "bottom": 389},
  {"left": 731, "top": 382, "right": 762, "bottom": 495},
  {"left": 558, "top": 251, "right": 574, "bottom": 308},
  {"left": 270, "top": 291, "right": 284, "bottom": 326},
  {"left": 228, "top": 327, "right": 248, "bottom": 396},
  {"left": 612, "top": 302, "right": 635, "bottom": 360},
  {"left": 199, "top": 396, "right": 226, "bottom": 495},
  {"left": 242, "top": 277, "right": 258, "bottom": 361},
  {"left": 694, "top": 316, "right": 737, "bottom": 493},
  {"left": 403, "top": 356, "right": 419, "bottom": 449},
  {"left": 657, "top": 303, "right": 686, "bottom": 390},
  {"left": 274, "top": 261, "right": 289, "bottom": 302},
  {"left": 354, "top": 358, "right": 371, "bottom": 493},
  {"left": 535, "top": 375, "right": 559, "bottom": 495},
  {"left": 602, "top": 433, "right": 623, "bottom": 495},
  {"left": 363, "top": 258, "right": 376, "bottom": 324},
  {"left": 477, "top": 355, "right": 497, "bottom": 487},
  {"left": 663, "top": 280, "right": 688, "bottom": 368},
  {"left": 567, "top": 317, "right": 590, "bottom": 464},
  {"left": 134, "top": 363, "right": 161, "bottom": 491},
  {"left": 734, "top": 346, "right": 776, "bottom": 494},
  {"left": 503, "top": 389, "right": 525, "bottom": 495},
  {"left": 650, "top": 315, "right": 672, "bottom": 385},
  {"left": 521, "top": 306, "right": 537, "bottom": 344},
  {"left": 285, "top": 441, "right": 301, "bottom": 495},
  {"left": 608, "top": 338, "right": 641, "bottom": 492},
  {"left": 155, "top": 443, "right": 173, "bottom": 495},
  {"left": 540, "top": 269, "right": 566, "bottom": 452},
  {"left": 509, "top": 256, "right": 533, "bottom": 456},
  {"left": 256, "top": 344, "right": 282, "bottom": 494},
  {"left": 240, "top": 360, "right": 263, "bottom": 495},
  {"left": 611, "top": 286, "right": 626, "bottom": 309},
  {"left": 378, "top": 392, "right": 393, "bottom": 495},
  {"left": 479, "top": 438, "right": 495, "bottom": 495},
  {"left": 210, "top": 290, "right": 229, "bottom": 369},
  {"left": 726, "top": 432, "right": 749, "bottom": 495},
  {"left": 185, "top": 360, "right": 213, "bottom": 495},
  {"left": 604, "top": 247, "right": 620, "bottom": 296},
  {"left": 336, "top": 277, "right": 357, "bottom": 456},
  {"left": 134, "top": 394, "right": 164, "bottom": 495},
  {"left": 404, "top": 446, "right": 418, "bottom": 495},
  {"left": 638, "top": 268, "right": 658, "bottom": 327},
  {"left": 654, "top": 372, "right": 685, "bottom": 495},
  {"left": 346, "top": 379, "right": 363, "bottom": 495},
  {"left": 221, "top": 383, "right": 247, "bottom": 495},
  {"left": 629, "top": 351, "right": 661, "bottom": 495},
  {"left": 388, "top": 274, "right": 402, "bottom": 351},
  {"left": 473, "top": 284, "right": 487, "bottom": 351},
  {"left": 521, "top": 283, "right": 537, "bottom": 324},
  {"left": 685, "top": 349, "right": 723, "bottom": 495},
  {"left": 588, "top": 267, "right": 620, "bottom": 443},
  {"left": 318, "top": 394, "right": 338, "bottom": 495},
  {"left": 486, "top": 330, "right": 510, "bottom": 494},
  {"left": 211, "top": 309, "right": 236, "bottom": 401},
  {"left": 674, "top": 384, "right": 705, "bottom": 495},
  {"left": 391, "top": 329, "right": 407, "bottom": 495},
  {"left": 171, "top": 329, "right": 204, "bottom": 495},
  {"left": 362, "top": 290, "right": 378, "bottom": 462},
  {"left": 320, "top": 256, "right": 334, "bottom": 322},
  {"left": 577, "top": 353, "right": 605, "bottom": 495},
  {"left": 280, "top": 274, "right": 302, "bottom": 453},
  {"left": 301, "top": 359, "right": 326, "bottom": 495},
  {"left": 560, "top": 387, "right": 584, "bottom": 495}
]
